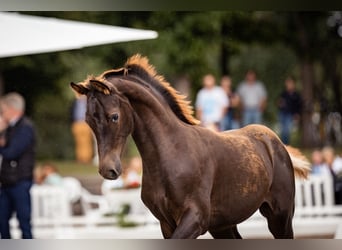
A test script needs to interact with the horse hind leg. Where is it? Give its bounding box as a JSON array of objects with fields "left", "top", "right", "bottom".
[
  {"left": 259, "top": 202, "right": 294, "bottom": 239},
  {"left": 209, "top": 225, "right": 242, "bottom": 239}
]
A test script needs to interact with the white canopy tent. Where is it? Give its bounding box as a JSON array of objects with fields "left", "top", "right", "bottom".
[{"left": 0, "top": 12, "right": 158, "bottom": 58}]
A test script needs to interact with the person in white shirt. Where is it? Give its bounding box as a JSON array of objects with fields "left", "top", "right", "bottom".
[{"left": 195, "top": 74, "right": 229, "bottom": 131}]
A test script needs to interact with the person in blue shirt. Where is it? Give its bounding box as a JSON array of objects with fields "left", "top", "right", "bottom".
[
  {"left": 0, "top": 92, "right": 36, "bottom": 239},
  {"left": 237, "top": 70, "right": 267, "bottom": 126}
]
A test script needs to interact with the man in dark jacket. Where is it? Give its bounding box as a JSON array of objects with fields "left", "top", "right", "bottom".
[
  {"left": 0, "top": 92, "right": 36, "bottom": 239},
  {"left": 277, "top": 76, "right": 303, "bottom": 145}
]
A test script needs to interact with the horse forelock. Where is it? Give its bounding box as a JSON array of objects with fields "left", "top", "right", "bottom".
[{"left": 111, "top": 54, "right": 200, "bottom": 125}]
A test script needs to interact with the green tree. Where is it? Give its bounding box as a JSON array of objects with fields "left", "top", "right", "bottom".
[
  {"left": 275, "top": 12, "right": 342, "bottom": 147},
  {"left": 1, "top": 11, "right": 341, "bottom": 160}
]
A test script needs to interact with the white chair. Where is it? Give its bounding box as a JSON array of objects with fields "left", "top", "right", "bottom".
[
  {"left": 101, "top": 181, "right": 158, "bottom": 224},
  {"left": 62, "top": 177, "right": 83, "bottom": 203},
  {"left": 80, "top": 187, "right": 110, "bottom": 215},
  {"left": 61, "top": 176, "right": 110, "bottom": 218}
]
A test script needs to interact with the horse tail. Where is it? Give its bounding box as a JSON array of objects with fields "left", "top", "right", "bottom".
[{"left": 285, "top": 146, "right": 311, "bottom": 179}]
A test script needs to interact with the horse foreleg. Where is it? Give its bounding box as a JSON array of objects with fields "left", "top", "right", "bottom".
[
  {"left": 160, "top": 220, "right": 175, "bottom": 239},
  {"left": 170, "top": 207, "right": 208, "bottom": 239}
]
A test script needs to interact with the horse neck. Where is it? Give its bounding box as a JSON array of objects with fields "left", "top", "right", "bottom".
[{"left": 114, "top": 78, "right": 183, "bottom": 161}]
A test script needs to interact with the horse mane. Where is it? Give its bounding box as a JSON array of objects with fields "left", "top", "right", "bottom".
[{"left": 102, "top": 54, "right": 200, "bottom": 125}]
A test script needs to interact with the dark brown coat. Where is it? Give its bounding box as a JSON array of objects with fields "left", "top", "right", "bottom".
[{"left": 70, "top": 55, "right": 310, "bottom": 239}]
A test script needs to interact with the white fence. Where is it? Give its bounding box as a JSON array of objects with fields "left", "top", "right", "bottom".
[
  {"left": 239, "top": 174, "right": 342, "bottom": 238},
  {"left": 9, "top": 174, "right": 342, "bottom": 239}
]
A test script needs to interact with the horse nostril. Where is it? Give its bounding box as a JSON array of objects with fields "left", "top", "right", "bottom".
[
  {"left": 99, "top": 160, "right": 122, "bottom": 180},
  {"left": 108, "top": 169, "right": 118, "bottom": 179}
]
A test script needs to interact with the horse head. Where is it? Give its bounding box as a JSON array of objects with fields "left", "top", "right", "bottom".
[{"left": 70, "top": 79, "right": 134, "bottom": 180}]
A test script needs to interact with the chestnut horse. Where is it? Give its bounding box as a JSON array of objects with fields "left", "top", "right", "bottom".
[{"left": 70, "top": 55, "right": 310, "bottom": 239}]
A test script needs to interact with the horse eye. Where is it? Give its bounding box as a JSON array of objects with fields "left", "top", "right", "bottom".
[{"left": 111, "top": 113, "right": 119, "bottom": 123}]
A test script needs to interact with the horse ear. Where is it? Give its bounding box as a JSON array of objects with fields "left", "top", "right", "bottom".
[
  {"left": 70, "top": 82, "right": 89, "bottom": 95},
  {"left": 89, "top": 79, "right": 111, "bottom": 95}
]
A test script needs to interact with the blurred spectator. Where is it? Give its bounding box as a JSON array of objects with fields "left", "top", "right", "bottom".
[
  {"left": 220, "top": 76, "right": 240, "bottom": 130},
  {"left": 0, "top": 92, "right": 36, "bottom": 239},
  {"left": 124, "top": 157, "right": 142, "bottom": 189},
  {"left": 310, "top": 149, "right": 330, "bottom": 175},
  {"left": 71, "top": 95, "right": 93, "bottom": 163},
  {"left": 322, "top": 147, "right": 342, "bottom": 176},
  {"left": 195, "top": 74, "right": 229, "bottom": 131},
  {"left": 237, "top": 70, "right": 267, "bottom": 126},
  {"left": 35, "top": 163, "right": 63, "bottom": 186},
  {"left": 322, "top": 146, "right": 342, "bottom": 204},
  {"left": 277, "top": 76, "right": 303, "bottom": 145}
]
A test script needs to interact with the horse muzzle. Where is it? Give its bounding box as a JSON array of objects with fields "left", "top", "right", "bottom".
[{"left": 98, "top": 158, "right": 122, "bottom": 180}]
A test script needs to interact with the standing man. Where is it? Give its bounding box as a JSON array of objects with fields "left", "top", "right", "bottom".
[
  {"left": 277, "top": 76, "right": 303, "bottom": 144},
  {"left": 237, "top": 70, "right": 267, "bottom": 126},
  {"left": 0, "top": 92, "right": 36, "bottom": 239},
  {"left": 195, "top": 74, "right": 229, "bottom": 131}
]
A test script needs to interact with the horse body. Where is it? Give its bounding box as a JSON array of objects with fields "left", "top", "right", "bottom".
[
  {"left": 138, "top": 123, "right": 294, "bottom": 238},
  {"left": 70, "top": 55, "right": 309, "bottom": 239}
]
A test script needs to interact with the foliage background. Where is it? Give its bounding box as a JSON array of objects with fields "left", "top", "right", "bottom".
[{"left": 0, "top": 11, "right": 341, "bottom": 160}]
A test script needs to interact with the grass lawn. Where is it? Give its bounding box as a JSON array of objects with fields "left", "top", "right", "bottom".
[
  {"left": 39, "top": 146, "right": 342, "bottom": 178},
  {"left": 37, "top": 160, "right": 99, "bottom": 177}
]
